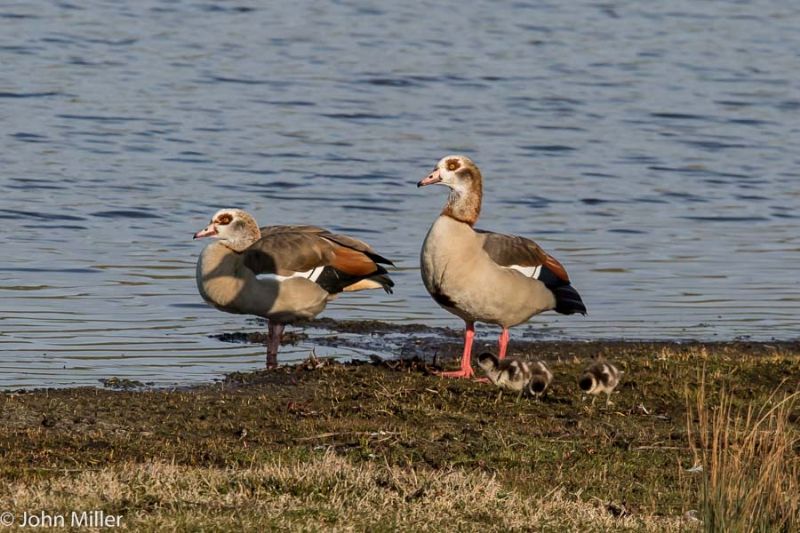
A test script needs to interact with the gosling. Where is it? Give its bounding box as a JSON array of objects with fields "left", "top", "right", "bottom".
[
  {"left": 526, "top": 360, "right": 553, "bottom": 398},
  {"left": 579, "top": 360, "right": 621, "bottom": 405},
  {"left": 477, "top": 352, "right": 553, "bottom": 397}
]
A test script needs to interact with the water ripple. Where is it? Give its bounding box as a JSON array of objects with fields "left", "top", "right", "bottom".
[{"left": 0, "top": 0, "right": 797, "bottom": 388}]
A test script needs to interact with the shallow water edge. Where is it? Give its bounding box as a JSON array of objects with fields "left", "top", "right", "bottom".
[{"left": 7, "top": 317, "right": 798, "bottom": 392}]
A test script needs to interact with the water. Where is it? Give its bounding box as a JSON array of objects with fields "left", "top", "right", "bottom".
[{"left": 1, "top": 1, "right": 799, "bottom": 388}]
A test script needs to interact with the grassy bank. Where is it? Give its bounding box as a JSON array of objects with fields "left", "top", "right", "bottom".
[{"left": 1, "top": 340, "right": 798, "bottom": 530}]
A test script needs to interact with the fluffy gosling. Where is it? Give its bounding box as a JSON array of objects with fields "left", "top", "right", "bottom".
[
  {"left": 477, "top": 352, "right": 553, "bottom": 397},
  {"left": 526, "top": 360, "right": 553, "bottom": 398},
  {"left": 579, "top": 360, "right": 621, "bottom": 405}
]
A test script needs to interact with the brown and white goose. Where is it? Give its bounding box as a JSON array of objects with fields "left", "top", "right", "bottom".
[
  {"left": 418, "top": 155, "right": 586, "bottom": 378},
  {"left": 194, "top": 208, "right": 394, "bottom": 367}
]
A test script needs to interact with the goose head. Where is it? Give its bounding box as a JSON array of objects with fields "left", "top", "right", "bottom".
[
  {"left": 418, "top": 155, "right": 483, "bottom": 225},
  {"left": 193, "top": 208, "right": 261, "bottom": 252},
  {"left": 417, "top": 155, "right": 481, "bottom": 191}
]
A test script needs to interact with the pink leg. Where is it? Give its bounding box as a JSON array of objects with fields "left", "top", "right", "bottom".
[
  {"left": 266, "top": 321, "right": 284, "bottom": 368},
  {"left": 437, "top": 322, "right": 475, "bottom": 378},
  {"left": 498, "top": 328, "right": 510, "bottom": 360}
]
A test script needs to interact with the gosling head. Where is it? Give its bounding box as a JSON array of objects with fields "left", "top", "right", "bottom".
[
  {"left": 526, "top": 361, "right": 553, "bottom": 397},
  {"left": 477, "top": 353, "right": 531, "bottom": 392},
  {"left": 477, "top": 352, "right": 502, "bottom": 385},
  {"left": 579, "top": 372, "right": 598, "bottom": 393}
]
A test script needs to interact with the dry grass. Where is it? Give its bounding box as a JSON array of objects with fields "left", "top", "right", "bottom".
[
  {"left": 2, "top": 452, "right": 685, "bottom": 532},
  {"left": 687, "top": 374, "right": 800, "bottom": 532},
  {"left": 2, "top": 340, "right": 798, "bottom": 531}
]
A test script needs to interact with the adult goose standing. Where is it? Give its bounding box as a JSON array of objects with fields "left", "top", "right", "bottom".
[
  {"left": 194, "top": 208, "right": 394, "bottom": 367},
  {"left": 418, "top": 155, "right": 586, "bottom": 378}
]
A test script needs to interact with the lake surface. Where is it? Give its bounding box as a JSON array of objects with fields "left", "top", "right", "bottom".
[{"left": 1, "top": 1, "right": 799, "bottom": 388}]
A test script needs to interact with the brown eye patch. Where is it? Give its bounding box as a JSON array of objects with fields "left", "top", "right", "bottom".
[
  {"left": 446, "top": 158, "right": 461, "bottom": 171},
  {"left": 216, "top": 213, "right": 233, "bottom": 225},
  {"left": 457, "top": 168, "right": 473, "bottom": 180}
]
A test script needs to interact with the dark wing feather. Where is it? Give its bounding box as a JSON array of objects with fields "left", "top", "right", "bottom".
[
  {"left": 261, "top": 225, "right": 394, "bottom": 266},
  {"left": 243, "top": 225, "right": 394, "bottom": 294},
  {"left": 477, "top": 229, "right": 586, "bottom": 315},
  {"left": 242, "top": 232, "right": 333, "bottom": 275},
  {"left": 479, "top": 230, "right": 548, "bottom": 266},
  {"left": 259, "top": 225, "right": 329, "bottom": 235},
  {"left": 477, "top": 229, "right": 570, "bottom": 282}
]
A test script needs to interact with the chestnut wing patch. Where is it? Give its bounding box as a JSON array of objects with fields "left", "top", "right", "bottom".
[
  {"left": 326, "top": 245, "right": 380, "bottom": 276},
  {"left": 322, "top": 233, "right": 394, "bottom": 266}
]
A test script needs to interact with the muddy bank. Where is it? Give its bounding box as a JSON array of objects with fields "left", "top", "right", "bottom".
[
  {"left": 211, "top": 317, "right": 800, "bottom": 366},
  {"left": 1, "top": 340, "right": 798, "bottom": 526}
]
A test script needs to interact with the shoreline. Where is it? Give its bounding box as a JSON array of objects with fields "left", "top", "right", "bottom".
[
  {"left": 2, "top": 333, "right": 798, "bottom": 529},
  {"left": 7, "top": 334, "right": 800, "bottom": 393}
]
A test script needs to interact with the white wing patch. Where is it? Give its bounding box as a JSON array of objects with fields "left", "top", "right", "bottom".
[
  {"left": 258, "top": 266, "right": 325, "bottom": 283},
  {"left": 508, "top": 264, "right": 542, "bottom": 279}
]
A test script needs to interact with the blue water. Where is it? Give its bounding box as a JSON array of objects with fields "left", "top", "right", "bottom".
[{"left": 1, "top": 1, "right": 799, "bottom": 388}]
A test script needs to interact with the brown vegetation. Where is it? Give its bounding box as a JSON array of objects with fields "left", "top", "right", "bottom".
[{"left": 0, "top": 339, "right": 797, "bottom": 530}]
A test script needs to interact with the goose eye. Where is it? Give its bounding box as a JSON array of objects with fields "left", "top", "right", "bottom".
[
  {"left": 446, "top": 159, "right": 460, "bottom": 171},
  {"left": 217, "top": 214, "right": 233, "bottom": 225}
]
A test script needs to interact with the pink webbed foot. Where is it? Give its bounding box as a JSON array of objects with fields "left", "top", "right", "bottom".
[
  {"left": 435, "top": 368, "right": 475, "bottom": 379},
  {"left": 434, "top": 368, "right": 490, "bottom": 383},
  {"left": 434, "top": 321, "right": 483, "bottom": 380}
]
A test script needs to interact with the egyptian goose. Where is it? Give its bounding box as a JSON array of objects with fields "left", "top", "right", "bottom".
[
  {"left": 579, "top": 360, "right": 621, "bottom": 405},
  {"left": 418, "top": 155, "right": 586, "bottom": 378},
  {"left": 193, "top": 208, "right": 394, "bottom": 367},
  {"left": 477, "top": 352, "right": 553, "bottom": 396}
]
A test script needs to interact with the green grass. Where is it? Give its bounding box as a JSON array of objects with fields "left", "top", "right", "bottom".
[{"left": 0, "top": 340, "right": 797, "bottom": 530}]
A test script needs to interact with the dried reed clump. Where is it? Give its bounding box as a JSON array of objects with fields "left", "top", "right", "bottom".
[{"left": 686, "top": 375, "right": 800, "bottom": 532}]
